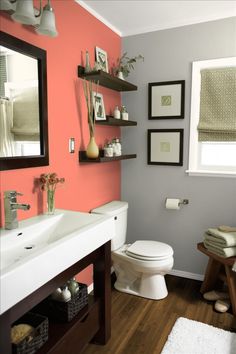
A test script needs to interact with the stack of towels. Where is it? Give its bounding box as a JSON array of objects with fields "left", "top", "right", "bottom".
[{"left": 204, "top": 225, "right": 236, "bottom": 258}]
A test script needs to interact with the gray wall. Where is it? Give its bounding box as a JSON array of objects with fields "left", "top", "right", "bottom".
[{"left": 121, "top": 17, "right": 236, "bottom": 276}]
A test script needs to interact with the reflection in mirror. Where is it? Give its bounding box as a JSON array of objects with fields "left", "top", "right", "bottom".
[
  {"left": 0, "top": 46, "right": 40, "bottom": 157},
  {"left": 0, "top": 31, "right": 49, "bottom": 170}
]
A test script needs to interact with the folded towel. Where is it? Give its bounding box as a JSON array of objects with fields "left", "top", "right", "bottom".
[
  {"left": 218, "top": 225, "right": 236, "bottom": 232},
  {"left": 204, "top": 240, "right": 236, "bottom": 258},
  {"left": 205, "top": 228, "right": 236, "bottom": 247}
]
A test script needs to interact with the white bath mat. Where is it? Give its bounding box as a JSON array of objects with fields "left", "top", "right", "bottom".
[{"left": 161, "top": 317, "right": 236, "bottom": 354}]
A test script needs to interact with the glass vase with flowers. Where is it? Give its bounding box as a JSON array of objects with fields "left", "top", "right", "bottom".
[{"left": 40, "top": 173, "right": 65, "bottom": 215}]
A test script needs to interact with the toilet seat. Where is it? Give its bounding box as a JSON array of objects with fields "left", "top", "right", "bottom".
[{"left": 126, "top": 240, "right": 173, "bottom": 261}]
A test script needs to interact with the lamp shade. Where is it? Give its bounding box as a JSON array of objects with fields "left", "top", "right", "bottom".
[
  {"left": 11, "top": 0, "right": 38, "bottom": 25},
  {"left": 36, "top": 6, "right": 58, "bottom": 37}
]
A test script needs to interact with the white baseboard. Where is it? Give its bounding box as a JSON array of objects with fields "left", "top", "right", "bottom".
[{"left": 169, "top": 269, "right": 204, "bottom": 281}]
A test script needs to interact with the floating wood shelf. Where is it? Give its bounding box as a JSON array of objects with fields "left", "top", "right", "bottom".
[
  {"left": 96, "top": 116, "right": 137, "bottom": 127},
  {"left": 78, "top": 66, "right": 137, "bottom": 92},
  {"left": 79, "top": 151, "right": 137, "bottom": 163}
]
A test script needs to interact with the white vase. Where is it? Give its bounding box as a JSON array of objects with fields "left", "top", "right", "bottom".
[{"left": 117, "top": 71, "right": 125, "bottom": 80}]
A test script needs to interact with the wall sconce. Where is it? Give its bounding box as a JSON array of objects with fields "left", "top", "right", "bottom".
[{"left": 0, "top": 0, "right": 58, "bottom": 37}]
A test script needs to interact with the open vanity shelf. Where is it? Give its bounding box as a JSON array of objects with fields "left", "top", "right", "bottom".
[
  {"left": 36, "top": 297, "right": 100, "bottom": 354},
  {"left": 78, "top": 66, "right": 137, "bottom": 92},
  {"left": 79, "top": 151, "right": 137, "bottom": 163},
  {"left": 0, "top": 242, "right": 111, "bottom": 354}
]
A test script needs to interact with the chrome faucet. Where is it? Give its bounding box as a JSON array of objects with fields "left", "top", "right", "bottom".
[{"left": 4, "top": 191, "right": 30, "bottom": 230}]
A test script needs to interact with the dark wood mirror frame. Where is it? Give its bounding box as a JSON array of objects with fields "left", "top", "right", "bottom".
[{"left": 0, "top": 31, "right": 49, "bottom": 171}]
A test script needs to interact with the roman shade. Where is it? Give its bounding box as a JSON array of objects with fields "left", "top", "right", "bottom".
[{"left": 198, "top": 67, "right": 236, "bottom": 141}]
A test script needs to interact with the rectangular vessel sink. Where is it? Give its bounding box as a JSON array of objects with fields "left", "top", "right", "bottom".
[{"left": 0, "top": 209, "right": 115, "bottom": 314}]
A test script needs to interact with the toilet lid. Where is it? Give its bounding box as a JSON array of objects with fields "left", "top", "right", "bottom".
[{"left": 126, "top": 240, "right": 173, "bottom": 260}]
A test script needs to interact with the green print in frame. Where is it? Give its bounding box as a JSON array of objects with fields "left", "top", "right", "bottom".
[{"left": 161, "top": 95, "right": 172, "bottom": 106}]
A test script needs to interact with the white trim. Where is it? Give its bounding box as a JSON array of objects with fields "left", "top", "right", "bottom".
[
  {"left": 87, "top": 283, "right": 94, "bottom": 294},
  {"left": 186, "top": 170, "right": 236, "bottom": 178},
  {"left": 75, "top": 0, "right": 122, "bottom": 37},
  {"left": 188, "top": 57, "right": 236, "bottom": 176},
  {"left": 169, "top": 269, "right": 204, "bottom": 281}
]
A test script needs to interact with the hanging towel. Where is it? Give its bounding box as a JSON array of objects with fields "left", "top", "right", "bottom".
[
  {"left": 204, "top": 240, "right": 236, "bottom": 258},
  {"left": 205, "top": 228, "right": 236, "bottom": 247}
]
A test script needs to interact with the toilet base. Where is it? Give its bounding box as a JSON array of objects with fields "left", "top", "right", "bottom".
[{"left": 114, "top": 273, "right": 168, "bottom": 300}]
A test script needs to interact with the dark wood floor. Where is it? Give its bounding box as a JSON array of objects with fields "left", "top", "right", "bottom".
[{"left": 84, "top": 275, "right": 236, "bottom": 354}]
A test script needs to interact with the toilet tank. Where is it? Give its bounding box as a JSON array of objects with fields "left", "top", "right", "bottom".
[{"left": 91, "top": 201, "right": 128, "bottom": 251}]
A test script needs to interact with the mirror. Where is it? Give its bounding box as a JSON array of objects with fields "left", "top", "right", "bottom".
[{"left": 0, "top": 31, "right": 49, "bottom": 170}]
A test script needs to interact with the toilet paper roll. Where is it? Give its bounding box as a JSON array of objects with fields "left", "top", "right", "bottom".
[{"left": 165, "top": 198, "right": 180, "bottom": 210}]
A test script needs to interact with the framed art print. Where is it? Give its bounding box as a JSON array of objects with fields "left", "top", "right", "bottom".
[
  {"left": 95, "top": 46, "right": 108, "bottom": 73},
  {"left": 92, "top": 92, "right": 106, "bottom": 121},
  {"left": 148, "top": 129, "right": 184, "bottom": 166},
  {"left": 148, "top": 80, "right": 185, "bottom": 119}
]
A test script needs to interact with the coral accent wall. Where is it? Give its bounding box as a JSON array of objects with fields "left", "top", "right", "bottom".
[{"left": 0, "top": 0, "right": 121, "bottom": 285}]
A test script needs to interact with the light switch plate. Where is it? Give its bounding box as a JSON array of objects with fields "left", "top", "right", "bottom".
[{"left": 69, "top": 138, "right": 75, "bottom": 153}]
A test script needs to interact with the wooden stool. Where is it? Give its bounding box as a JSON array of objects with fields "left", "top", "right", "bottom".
[{"left": 197, "top": 242, "right": 236, "bottom": 316}]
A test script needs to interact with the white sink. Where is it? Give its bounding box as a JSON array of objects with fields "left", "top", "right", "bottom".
[{"left": 0, "top": 209, "right": 115, "bottom": 315}]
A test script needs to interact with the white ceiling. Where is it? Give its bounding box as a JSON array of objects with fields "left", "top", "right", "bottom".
[{"left": 76, "top": 1, "right": 236, "bottom": 37}]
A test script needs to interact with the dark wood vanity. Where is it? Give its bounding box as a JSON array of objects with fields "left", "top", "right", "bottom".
[{"left": 0, "top": 241, "right": 111, "bottom": 354}]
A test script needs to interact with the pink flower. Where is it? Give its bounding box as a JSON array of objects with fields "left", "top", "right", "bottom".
[{"left": 39, "top": 172, "right": 65, "bottom": 191}]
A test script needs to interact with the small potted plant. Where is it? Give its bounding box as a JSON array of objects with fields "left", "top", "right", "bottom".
[{"left": 113, "top": 52, "right": 144, "bottom": 80}]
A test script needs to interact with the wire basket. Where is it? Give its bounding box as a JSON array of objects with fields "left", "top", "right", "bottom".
[
  {"left": 12, "top": 312, "right": 48, "bottom": 354},
  {"left": 51, "top": 282, "right": 88, "bottom": 322}
]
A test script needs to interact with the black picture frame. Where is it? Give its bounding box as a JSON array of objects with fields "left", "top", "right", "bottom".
[
  {"left": 147, "top": 129, "right": 184, "bottom": 166},
  {"left": 148, "top": 80, "right": 185, "bottom": 119}
]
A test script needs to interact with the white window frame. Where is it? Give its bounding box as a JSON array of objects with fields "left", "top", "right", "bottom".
[{"left": 186, "top": 57, "right": 236, "bottom": 178}]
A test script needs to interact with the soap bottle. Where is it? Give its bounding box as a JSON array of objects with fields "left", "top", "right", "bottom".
[
  {"left": 113, "top": 106, "right": 121, "bottom": 119},
  {"left": 111, "top": 138, "right": 117, "bottom": 155},
  {"left": 51, "top": 287, "right": 62, "bottom": 301},
  {"left": 68, "top": 278, "right": 79, "bottom": 296},
  {"left": 115, "top": 138, "right": 122, "bottom": 156},
  {"left": 61, "top": 286, "right": 71, "bottom": 302}
]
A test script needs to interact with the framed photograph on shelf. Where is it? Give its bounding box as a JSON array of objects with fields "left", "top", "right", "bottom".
[
  {"left": 147, "top": 129, "right": 184, "bottom": 166},
  {"left": 95, "top": 46, "right": 108, "bottom": 73},
  {"left": 148, "top": 80, "right": 185, "bottom": 119},
  {"left": 93, "top": 92, "right": 106, "bottom": 121}
]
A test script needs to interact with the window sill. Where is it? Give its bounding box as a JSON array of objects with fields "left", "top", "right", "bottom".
[{"left": 186, "top": 170, "right": 236, "bottom": 178}]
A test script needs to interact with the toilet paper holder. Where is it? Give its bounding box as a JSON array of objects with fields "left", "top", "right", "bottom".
[
  {"left": 165, "top": 198, "right": 189, "bottom": 207},
  {"left": 179, "top": 199, "right": 189, "bottom": 205}
]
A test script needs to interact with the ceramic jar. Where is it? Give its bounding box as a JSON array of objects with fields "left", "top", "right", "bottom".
[
  {"left": 104, "top": 143, "right": 113, "bottom": 157},
  {"left": 121, "top": 105, "right": 129, "bottom": 120},
  {"left": 114, "top": 106, "right": 121, "bottom": 119}
]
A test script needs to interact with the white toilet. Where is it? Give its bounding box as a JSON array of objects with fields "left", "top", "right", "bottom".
[{"left": 92, "top": 201, "right": 174, "bottom": 300}]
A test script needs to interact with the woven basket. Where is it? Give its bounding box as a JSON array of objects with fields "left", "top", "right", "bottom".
[
  {"left": 12, "top": 312, "right": 48, "bottom": 354},
  {"left": 40, "top": 282, "right": 88, "bottom": 323}
]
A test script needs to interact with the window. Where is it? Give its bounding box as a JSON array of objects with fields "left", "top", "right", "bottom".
[{"left": 187, "top": 57, "right": 236, "bottom": 177}]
